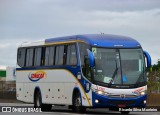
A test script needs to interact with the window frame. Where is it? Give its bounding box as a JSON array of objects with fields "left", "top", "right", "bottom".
[
  {"left": 78, "top": 42, "right": 91, "bottom": 80},
  {"left": 17, "top": 42, "right": 79, "bottom": 68},
  {"left": 55, "top": 45, "right": 65, "bottom": 65},
  {"left": 26, "top": 48, "right": 35, "bottom": 67},
  {"left": 66, "top": 44, "right": 78, "bottom": 66},
  {"left": 34, "top": 47, "right": 42, "bottom": 67},
  {"left": 17, "top": 48, "right": 26, "bottom": 67},
  {"left": 44, "top": 46, "right": 55, "bottom": 66}
]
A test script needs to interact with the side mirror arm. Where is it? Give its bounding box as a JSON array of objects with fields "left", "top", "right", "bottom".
[{"left": 144, "top": 51, "right": 151, "bottom": 68}]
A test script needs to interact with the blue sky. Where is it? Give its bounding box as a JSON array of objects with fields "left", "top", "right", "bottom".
[{"left": 0, "top": 0, "right": 160, "bottom": 66}]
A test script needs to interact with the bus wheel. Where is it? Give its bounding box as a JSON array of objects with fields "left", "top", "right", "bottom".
[
  {"left": 121, "top": 111, "right": 130, "bottom": 114},
  {"left": 34, "top": 91, "right": 41, "bottom": 108},
  {"left": 34, "top": 91, "right": 52, "bottom": 111},
  {"left": 72, "top": 93, "right": 86, "bottom": 113}
]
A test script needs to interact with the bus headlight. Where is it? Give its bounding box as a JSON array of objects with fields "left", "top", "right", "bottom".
[
  {"left": 96, "top": 90, "right": 108, "bottom": 96},
  {"left": 97, "top": 90, "right": 103, "bottom": 95},
  {"left": 139, "top": 91, "right": 146, "bottom": 96},
  {"left": 91, "top": 87, "right": 109, "bottom": 96}
]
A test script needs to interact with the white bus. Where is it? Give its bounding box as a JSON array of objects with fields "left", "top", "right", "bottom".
[{"left": 16, "top": 34, "right": 151, "bottom": 114}]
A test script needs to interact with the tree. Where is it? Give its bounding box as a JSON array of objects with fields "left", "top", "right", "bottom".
[
  {"left": 147, "top": 70, "right": 160, "bottom": 93},
  {"left": 147, "top": 61, "right": 160, "bottom": 93}
]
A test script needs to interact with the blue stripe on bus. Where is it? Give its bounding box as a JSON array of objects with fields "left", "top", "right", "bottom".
[{"left": 45, "top": 34, "right": 141, "bottom": 48}]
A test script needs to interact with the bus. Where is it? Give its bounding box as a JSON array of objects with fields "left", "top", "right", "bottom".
[{"left": 16, "top": 34, "right": 151, "bottom": 114}]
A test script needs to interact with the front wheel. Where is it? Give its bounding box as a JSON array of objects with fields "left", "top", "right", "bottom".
[{"left": 72, "top": 93, "right": 86, "bottom": 113}]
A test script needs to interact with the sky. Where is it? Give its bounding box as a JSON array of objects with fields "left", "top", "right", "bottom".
[{"left": 0, "top": 0, "right": 160, "bottom": 66}]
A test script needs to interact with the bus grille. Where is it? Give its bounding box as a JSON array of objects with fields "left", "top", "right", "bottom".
[{"left": 108, "top": 94, "right": 137, "bottom": 98}]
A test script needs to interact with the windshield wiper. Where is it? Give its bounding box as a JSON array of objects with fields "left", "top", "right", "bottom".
[{"left": 108, "top": 67, "right": 119, "bottom": 86}]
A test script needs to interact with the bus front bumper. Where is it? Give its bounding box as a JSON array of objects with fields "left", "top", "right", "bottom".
[{"left": 92, "top": 92, "right": 147, "bottom": 108}]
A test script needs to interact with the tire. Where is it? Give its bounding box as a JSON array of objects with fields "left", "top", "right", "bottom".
[
  {"left": 34, "top": 91, "right": 52, "bottom": 111},
  {"left": 121, "top": 111, "right": 130, "bottom": 114},
  {"left": 72, "top": 93, "right": 86, "bottom": 113},
  {"left": 34, "top": 91, "right": 41, "bottom": 108}
]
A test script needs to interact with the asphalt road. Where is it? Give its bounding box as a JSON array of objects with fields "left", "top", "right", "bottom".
[{"left": 0, "top": 103, "right": 160, "bottom": 115}]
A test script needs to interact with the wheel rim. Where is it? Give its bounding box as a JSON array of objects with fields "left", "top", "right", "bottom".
[{"left": 75, "top": 97, "right": 81, "bottom": 106}]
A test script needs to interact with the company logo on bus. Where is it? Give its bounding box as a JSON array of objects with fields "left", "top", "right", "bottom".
[
  {"left": 132, "top": 87, "right": 144, "bottom": 94},
  {"left": 28, "top": 71, "right": 47, "bottom": 82}
]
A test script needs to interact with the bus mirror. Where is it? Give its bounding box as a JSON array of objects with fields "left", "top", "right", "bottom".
[
  {"left": 144, "top": 51, "right": 151, "bottom": 68},
  {"left": 87, "top": 49, "right": 95, "bottom": 67}
]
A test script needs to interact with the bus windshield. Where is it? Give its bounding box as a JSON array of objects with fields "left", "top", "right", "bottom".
[{"left": 92, "top": 47, "right": 146, "bottom": 86}]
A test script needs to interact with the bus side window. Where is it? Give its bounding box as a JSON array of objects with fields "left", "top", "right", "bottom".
[
  {"left": 66, "top": 44, "right": 77, "bottom": 65},
  {"left": 45, "top": 47, "right": 50, "bottom": 66},
  {"left": 45, "top": 46, "right": 55, "bottom": 66},
  {"left": 55, "top": 45, "right": 64, "bottom": 65},
  {"left": 26, "top": 48, "right": 34, "bottom": 67},
  {"left": 34, "top": 47, "right": 42, "bottom": 66},
  {"left": 49, "top": 46, "right": 55, "bottom": 65},
  {"left": 17, "top": 48, "right": 26, "bottom": 67}
]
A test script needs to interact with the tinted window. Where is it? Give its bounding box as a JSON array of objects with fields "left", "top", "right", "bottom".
[
  {"left": 55, "top": 45, "right": 64, "bottom": 65},
  {"left": 66, "top": 44, "right": 77, "bottom": 65},
  {"left": 78, "top": 43, "right": 91, "bottom": 80},
  {"left": 45, "top": 46, "right": 55, "bottom": 66},
  {"left": 45, "top": 47, "right": 50, "bottom": 66},
  {"left": 34, "top": 47, "right": 42, "bottom": 66},
  {"left": 26, "top": 48, "right": 34, "bottom": 67},
  {"left": 17, "top": 48, "right": 26, "bottom": 67},
  {"left": 78, "top": 43, "right": 89, "bottom": 66}
]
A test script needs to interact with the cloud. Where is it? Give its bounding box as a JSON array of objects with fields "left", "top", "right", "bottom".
[
  {"left": 0, "top": 0, "right": 160, "bottom": 65},
  {"left": 28, "top": 0, "right": 160, "bottom": 12},
  {"left": 0, "top": 39, "right": 26, "bottom": 66},
  {"left": 0, "top": 43, "right": 10, "bottom": 49}
]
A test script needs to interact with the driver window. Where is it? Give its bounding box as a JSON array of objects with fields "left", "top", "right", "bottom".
[{"left": 78, "top": 43, "right": 91, "bottom": 81}]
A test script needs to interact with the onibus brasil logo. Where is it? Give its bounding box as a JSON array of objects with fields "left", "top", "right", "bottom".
[{"left": 28, "top": 70, "right": 47, "bottom": 82}]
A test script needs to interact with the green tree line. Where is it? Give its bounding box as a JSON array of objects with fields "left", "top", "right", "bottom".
[{"left": 147, "top": 61, "right": 160, "bottom": 93}]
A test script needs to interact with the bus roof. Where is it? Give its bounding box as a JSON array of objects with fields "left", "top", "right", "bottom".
[{"left": 45, "top": 34, "right": 141, "bottom": 48}]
